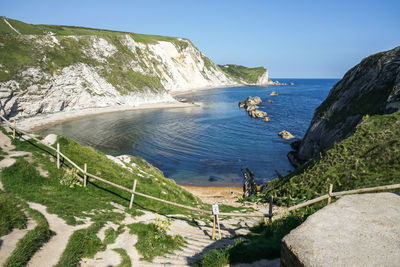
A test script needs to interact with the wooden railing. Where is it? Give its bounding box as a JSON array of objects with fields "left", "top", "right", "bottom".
[{"left": 1, "top": 114, "right": 399, "bottom": 222}]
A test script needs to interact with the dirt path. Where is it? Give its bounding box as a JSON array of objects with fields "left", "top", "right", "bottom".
[
  {"left": 3, "top": 18, "right": 21, "bottom": 35},
  {"left": 0, "top": 217, "right": 37, "bottom": 266},
  {"left": 27, "top": 202, "right": 91, "bottom": 267},
  {"left": 81, "top": 201, "right": 264, "bottom": 267}
]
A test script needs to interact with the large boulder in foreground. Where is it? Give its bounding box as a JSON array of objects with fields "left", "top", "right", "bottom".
[
  {"left": 290, "top": 46, "right": 400, "bottom": 167},
  {"left": 281, "top": 193, "right": 400, "bottom": 267}
]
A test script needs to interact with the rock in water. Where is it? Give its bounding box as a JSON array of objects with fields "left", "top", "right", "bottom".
[
  {"left": 290, "top": 46, "right": 400, "bottom": 166},
  {"left": 266, "top": 99, "right": 273, "bottom": 104},
  {"left": 242, "top": 168, "right": 257, "bottom": 198},
  {"left": 270, "top": 91, "right": 278, "bottom": 96},
  {"left": 264, "top": 117, "right": 271, "bottom": 122},
  {"left": 278, "top": 130, "right": 295, "bottom": 139},
  {"left": 249, "top": 110, "right": 267, "bottom": 118}
]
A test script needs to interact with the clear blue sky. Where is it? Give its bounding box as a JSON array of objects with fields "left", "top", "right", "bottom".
[{"left": 1, "top": 0, "right": 399, "bottom": 78}]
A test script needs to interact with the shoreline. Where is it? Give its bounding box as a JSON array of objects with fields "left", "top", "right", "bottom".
[
  {"left": 181, "top": 185, "right": 243, "bottom": 206},
  {"left": 16, "top": 101, "right": 198, "bottom": 132}
]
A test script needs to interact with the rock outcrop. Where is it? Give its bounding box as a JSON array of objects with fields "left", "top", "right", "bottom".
[
  {"left": 0, "top": 18, "right": 271, "bottom": 120},
  {"left": 278, "top": 130, "right": 295, "bottom": 140},
  {"left": 239, "top": 96, "right": 269, "bottom": 119},
  {"left": 281, "top": 193, "right": 400, "bottom": 267},
  {"left": 289, "top": 46, "right": 400, "bottom": 167}
]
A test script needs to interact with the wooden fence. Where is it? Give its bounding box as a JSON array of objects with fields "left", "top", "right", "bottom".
[{"left": 1, "top": 114, "right": 400, "bottom": 222}]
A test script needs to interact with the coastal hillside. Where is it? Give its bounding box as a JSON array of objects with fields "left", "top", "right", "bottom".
[
  {"left": 218, "top": 64, "right": 270, "bottom": 85},
  {"left": 289, "top": 46, "right": 400, "bottom": 166},
  {"left": 0, "top": 17, "right": 270, "bottom": 119},
  {"left": 262, "top": 111, "right": 400, "bottom": 205},
  {"left": 0, "top": 126, "right": 258, "bottom": 266}
]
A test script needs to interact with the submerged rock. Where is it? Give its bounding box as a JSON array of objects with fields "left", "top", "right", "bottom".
[{"left": 270, "top": 91, "right": 278, "bottom": 96}]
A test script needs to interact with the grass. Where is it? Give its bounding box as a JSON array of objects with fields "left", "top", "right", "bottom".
[
  {"left": 0, "top": 192, "right": 26, "bottom": 237},
  {"left": 0, "top": 130, "right": 209, "bottom": 225},
  {"left": 56, "top": 222, "right": 105, "bottom": 267},
  {"left": 128, "top": 222, "right": 185, "bottom": 261},
  {"left": 259, "top": 111, "right": 400, "bottom": 206},
  {"left": 218, "top": 64, "right": 266, "bottom": 84},
  {"left": 103, "top": 225, "right": 125, "bottom": 246},
  {"left": 4, "top": 196, "right": 51, "bottom": 267},
  {"left": 113, "top": 248, "right": 132, "bottom": 267},
  {"left": 195, "top": 204, "right": 320, "bottom": 266}
]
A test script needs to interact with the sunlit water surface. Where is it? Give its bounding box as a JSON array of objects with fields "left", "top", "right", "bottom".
[{"left": 39, "top": 79, "right": 337, "bottom": 186}]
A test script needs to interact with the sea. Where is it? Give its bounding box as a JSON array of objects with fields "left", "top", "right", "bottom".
[{"left": 39, "top": 79, "right": 338, "bottom": 186}]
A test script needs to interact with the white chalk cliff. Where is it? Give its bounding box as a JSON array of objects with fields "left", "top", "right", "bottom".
[{"left": 0, "top": 18, "right": 270, "bottom": 119}]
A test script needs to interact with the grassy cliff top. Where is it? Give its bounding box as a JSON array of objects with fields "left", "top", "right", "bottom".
[
  {"left": 259, "top": 111, "right": 400, "bottom": 206},
  {"left": 218, "top": 64, "right": 267, "bottom": 84},
  {"left": 0, "top": 17, "right": 187, "bottom": 44}
]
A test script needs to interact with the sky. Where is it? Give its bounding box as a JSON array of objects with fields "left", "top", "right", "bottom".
[{"left": 1, "top": 0, "right": 399, "bottom": 78}]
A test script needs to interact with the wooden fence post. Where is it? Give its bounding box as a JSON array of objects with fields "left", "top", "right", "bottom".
[
  {"left": 269, "top": 196, "right": 273, "bottom": 223},
  {"left": 83, "top": 163, "right": 87, "bottom": 187},
  {"left": 56, "top": 143, "right": 60, "bottom": 169},
  {"left": 211, "top": 215, "right": 216, "bottom": 240},
  {"left": 327, "top": 184, "right": 333, "bottom": 205},
  {"left": 129, "top": 179, "right": 137, "bottom": 209}
]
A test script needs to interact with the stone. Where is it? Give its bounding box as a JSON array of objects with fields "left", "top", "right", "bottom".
[
  {"left": 249, "top": 110, "right": 267, "bottom": 118},
  {"left": 239, "top": 96, "right": 263, "bottom": 110},
  {"left": 264, "top": 117, "right": 271, "bottom": 122},
  {"left": 281, "top": 193, "right": 400, "bottom": 267},
  {"left": 43, "top": 134, "right": 57, "bottom": 146},
  {"left": 242, "top": 168, "right": 257, "bottom": 198},
  {"left": 278, "top": 130, "right": 295, "bottom": 139},
  {"left": 270, "top": 91, "right": 278, "bottom": 96},
  {"left": 266, "top": 99, "right": 273, "bottom": 104},
  {"left": 289, "top": 82, "right": 294, "bottom": 85}
]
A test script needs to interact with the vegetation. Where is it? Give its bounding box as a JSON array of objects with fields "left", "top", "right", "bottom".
[
  {"left": 259, "top": 112, "right": 400, "bottom": 206},
  {"left": 56, "top": 222, "right": 105, "bottom": 267},
  {"left": 0, "top": 192, "right": 26, "bottom": 237},
  {"left": 195, "top": 204, "right": 320, "bottom": 266},
  {"left": 4, "top": 196, "right": 51, "bottom": 267},
  {"left": 218, "top": 64, "right": 266, "bottom": 84},
  {"left": 113, "top": 248, "right": 132, "bottom": 267},
  {"left": 128, "top": 221, "right": 185, "bottom": 261}
]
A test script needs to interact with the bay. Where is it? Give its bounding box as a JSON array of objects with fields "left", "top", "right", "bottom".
[{"left": 39, "top": 79, "right": 337, "bottom": 186}]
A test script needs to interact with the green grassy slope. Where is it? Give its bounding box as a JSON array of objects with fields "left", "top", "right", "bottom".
[
  {"left": 259, "top": 112, "right": 400, "bottom": 206},
  {"left": 0, "top": 192, "right": 27, "bottom": 237},
  {"left": 218, "top": 64, "right": 267, "bottom": 84},
  {"left": 0, "top": 132, "right": 206, "bottom": 226}
]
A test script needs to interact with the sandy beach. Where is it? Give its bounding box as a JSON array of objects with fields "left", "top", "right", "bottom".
[
  {"left": 182, "top": 185, "right": 243, "bottom": 206},
  {"left": 15, "top": 101, "right": 198, "bottom": 132}
]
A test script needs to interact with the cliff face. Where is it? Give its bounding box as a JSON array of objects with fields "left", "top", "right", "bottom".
[
  {"left": 218, "top": 64, "right": 272, "bottom": 85},
  {"left": 290, "top": 46, "right": 400, "bottom": 166},
  {"left": 0, "top": 18, "right": 269, "bottom": 119}
]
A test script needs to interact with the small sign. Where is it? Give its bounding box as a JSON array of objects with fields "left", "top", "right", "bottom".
[{"left": 212, "top": 204, "right": 219, "bottom": 215}]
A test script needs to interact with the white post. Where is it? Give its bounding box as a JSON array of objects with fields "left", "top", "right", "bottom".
[
  {"left": 57, "top": 143, "right": 60, "bottom": 169},
  {"left": 84, "top": 163, "right": 87, "bottom": 187},
  {"left": 129, "top": 179, "right": 137, "bottom": 209}
]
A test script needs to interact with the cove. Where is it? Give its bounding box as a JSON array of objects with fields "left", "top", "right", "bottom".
[{"left": 39, "top": 79, "right": 337, "bottom": 186}]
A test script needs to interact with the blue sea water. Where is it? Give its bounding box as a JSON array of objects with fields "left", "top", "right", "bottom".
[{"left": 39, "top": 79, "right": 338, "bottom": 186}]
